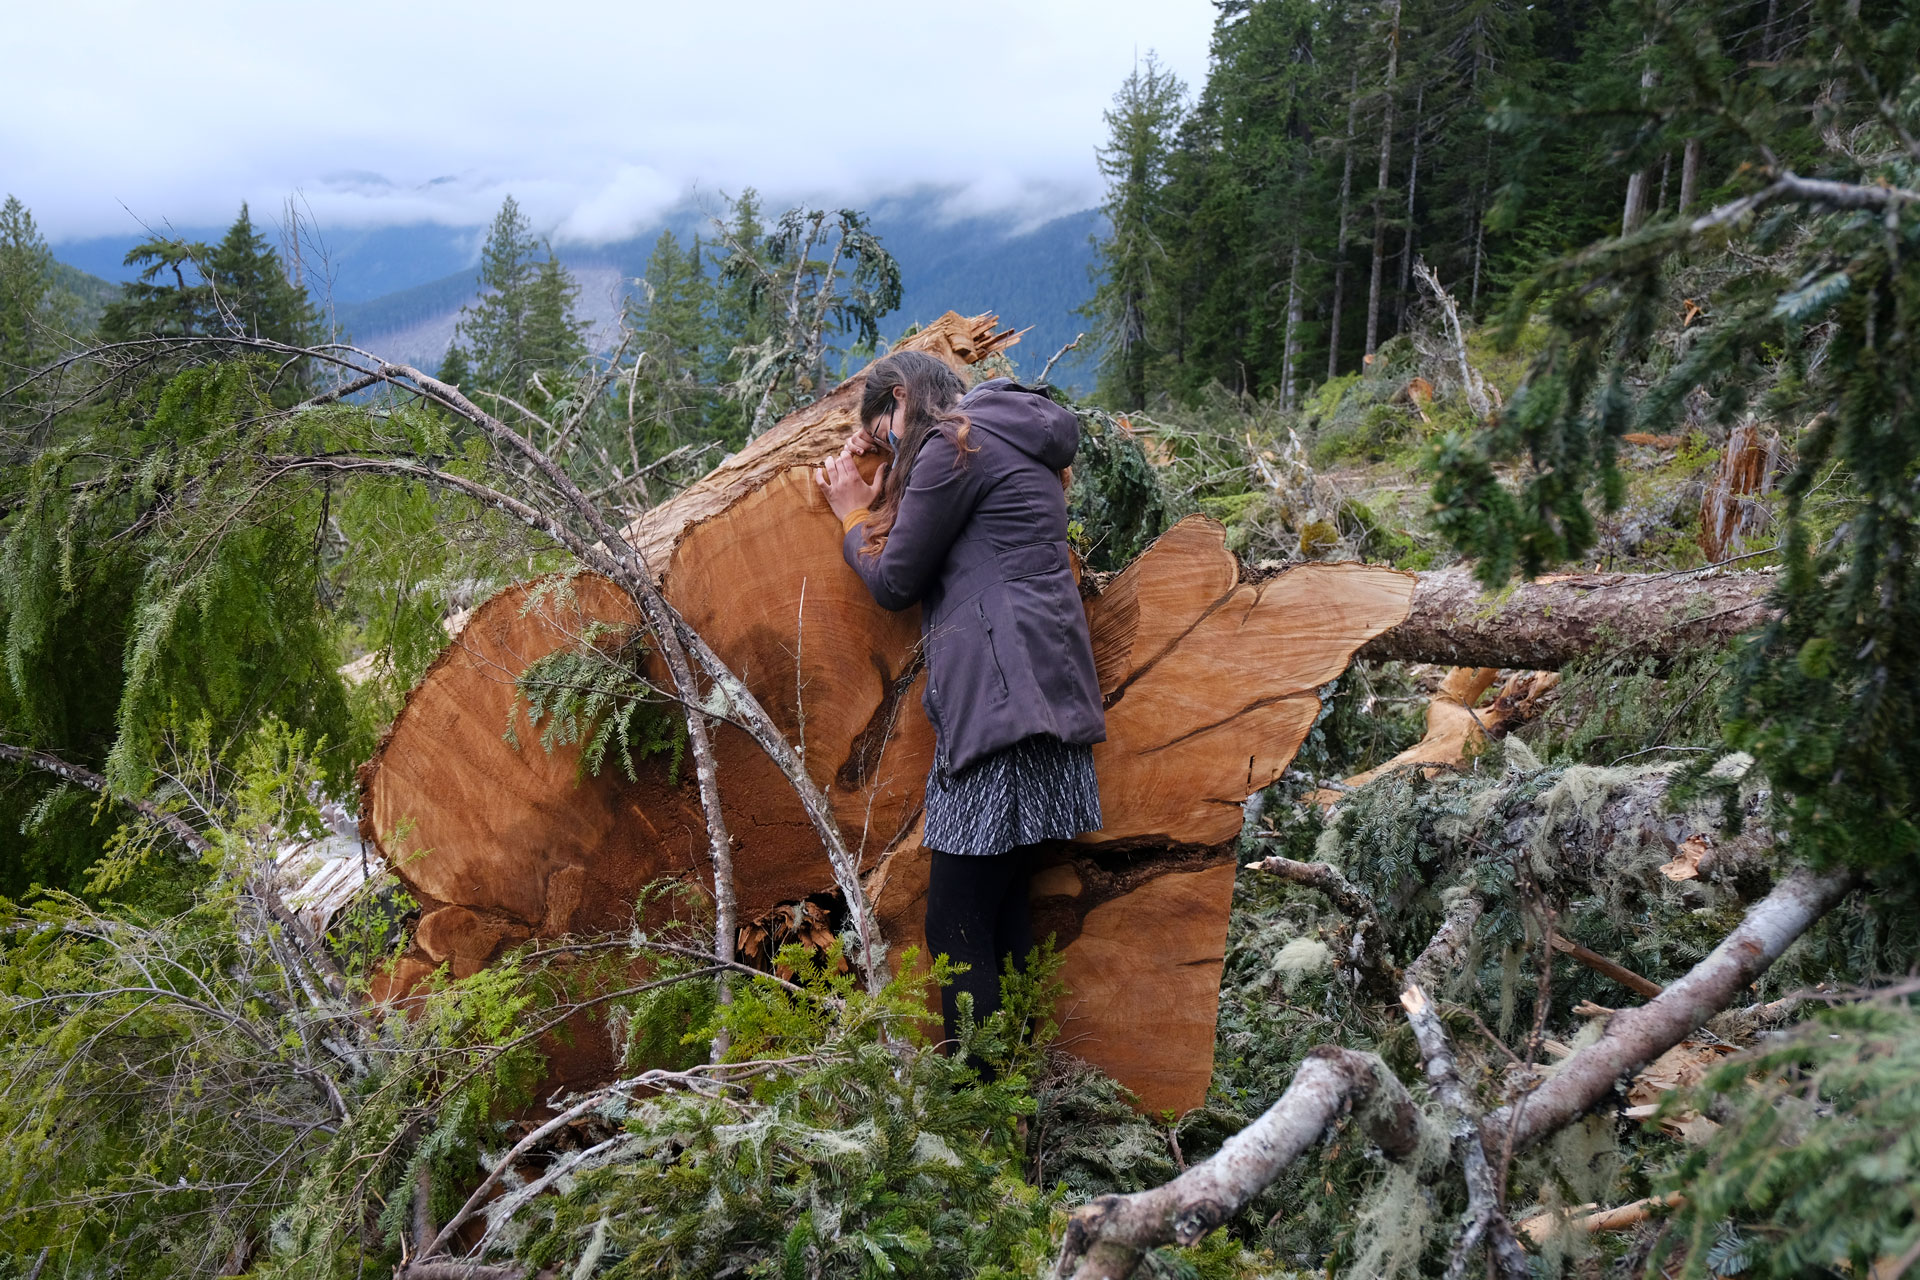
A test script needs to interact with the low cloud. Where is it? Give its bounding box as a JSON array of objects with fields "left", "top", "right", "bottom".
[{"left": 8, "top": 0, "right": 1212, "bottom": 242}]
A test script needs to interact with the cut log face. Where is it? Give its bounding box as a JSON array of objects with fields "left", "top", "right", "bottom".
[{"left": 361, "top": 310, "right": 1416, "bottom": 1114}]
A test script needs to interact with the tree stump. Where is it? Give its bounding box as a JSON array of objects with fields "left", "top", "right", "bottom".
[{"left": 361, "top": 311, "right": 1415, "bottom": 1113}]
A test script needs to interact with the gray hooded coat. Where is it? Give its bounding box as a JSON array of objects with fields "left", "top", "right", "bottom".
[{"left": 841, "top": 378, "right": 1107, "bottom": 775}]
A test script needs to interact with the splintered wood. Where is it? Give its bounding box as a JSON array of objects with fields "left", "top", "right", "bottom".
[{"left": 360, "top": 310, "right": 1415, "bottom": 1113}]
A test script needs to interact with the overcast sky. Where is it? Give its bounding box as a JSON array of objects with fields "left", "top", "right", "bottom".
[{"left": 5, "top": 0, "right": 1215, "bottom": 244}]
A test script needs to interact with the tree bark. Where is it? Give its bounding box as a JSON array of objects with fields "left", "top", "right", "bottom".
[
  {"left": 1054, "top": 1048, "right": 1426, "bottom": 1280},
  {"left": 1328, "top": 71, "right": 1361, "bottom": 381},
  {"left": 1364, "top": 0, "right": 1403, "bottom": 360},
  {"left": 1358, "top": 566, "right": 1774, "bottom": 670},
  {"left": 1281, "top": 238, "right": 1302, "bottom": 409},
  {"left": 1621, "top": 64, "right": 1659, "bottom": 235},
  {"left": 1395, "top": 83, "right": 1425, "bottom": 335},
  {"left": 1483, "top": 866, "right": 1856, "bottom": 1154},
  {"left": 1678, "top": 136, "right": 1703, "bottom": 214},
  {"left": 1401, "top": 984, "right": 1530, "bottom": 1280}
]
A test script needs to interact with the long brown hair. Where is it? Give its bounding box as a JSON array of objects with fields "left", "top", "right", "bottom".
[{"left": 857, "top": 350, "right": 970, "bottom": 555}]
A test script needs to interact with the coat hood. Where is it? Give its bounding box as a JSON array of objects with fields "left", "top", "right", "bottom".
[{"left": 958, "top": 378, "right": 1079, "bottom": 471}]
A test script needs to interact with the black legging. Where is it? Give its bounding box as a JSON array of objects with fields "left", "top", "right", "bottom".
[{"left": 925, "top": 845, "right": 1034, "bottom": 1051}]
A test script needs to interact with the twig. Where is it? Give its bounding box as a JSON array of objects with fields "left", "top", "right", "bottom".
[
  {"left": 1550, "top": 932, "right": 1664, "bottom": 999},
  {"left": 1038, "top": 332, "right": 1084, "bottom": 384}
]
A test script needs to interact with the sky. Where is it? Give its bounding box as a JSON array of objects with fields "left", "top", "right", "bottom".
[{"left": 5, "top": 0, "right": 1216, "bottom": 244}]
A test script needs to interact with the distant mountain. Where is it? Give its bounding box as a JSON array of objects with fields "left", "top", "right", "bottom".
[
  {"left": 49, "top": 261, "right": 119, "bottom": 329},
  {"left": 53, "top": 188, "right": 1104, "bottom": 392}
]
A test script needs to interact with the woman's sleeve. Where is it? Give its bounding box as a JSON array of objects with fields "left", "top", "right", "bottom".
[{"left": 841, "top": 428, "right": 982, "bottom": 611}]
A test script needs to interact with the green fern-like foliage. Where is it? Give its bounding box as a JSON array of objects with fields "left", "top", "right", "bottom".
[
  {"left": 505, "top": 612, "right": 685, "bottom": 783},
  {"left": 1654, "top": 996, "right": 1920, "bottom": 1278},
  {"left": 1067, "top": 404, "right": 1179, "bottom": 571}
]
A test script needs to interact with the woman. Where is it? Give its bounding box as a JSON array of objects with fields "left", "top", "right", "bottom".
[{"left": 815, "top": 350, "right": 1106, "bottom": 1052}]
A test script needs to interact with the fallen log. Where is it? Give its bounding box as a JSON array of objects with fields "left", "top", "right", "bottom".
[
  {"left": 360, "top": 311, "right": 1416, "bottom": 1112},
  {"left": 1359, "top": 566, "right": 1774, "bottom": 670}
]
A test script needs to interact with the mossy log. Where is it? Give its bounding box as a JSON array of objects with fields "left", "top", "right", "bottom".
[
  {"left": 360, "top": 312, "right": 1416, "bottom": 1113},
  {"left": 1359, "top": 566, "right": 1774, "bottom": 670}
]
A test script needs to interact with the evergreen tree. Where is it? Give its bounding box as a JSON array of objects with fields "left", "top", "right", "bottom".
[
  {"left": 456, "top": 196, "right": 544, "bottom": 401},
  {"left": 1431, "top": 0, "right": 1920, "bottom": 869},
  {"left": 202, "top": 203, "right": 316, "bottom": 345},
  {"left": 627, "top": 228, "right": 716, "bottom": 455},
  {"left": 1087, "top": 52, "right": 1187, "bottom": 410},
  {"left": 707, "top": 189, "right": 769, "bottom": 444},
  {"left": 522, "top": 249, "right": 588, "bottom": 402},
  {"left": 0, "top": 195, "right": 77, "bottom": 388}
]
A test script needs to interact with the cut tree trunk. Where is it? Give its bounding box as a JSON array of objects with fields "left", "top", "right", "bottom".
[
  {"left": 360, "top": 312, "right": 1417, "bottom": 1113},
  {"left": 1358, "top": 566, "right": 1773, "bottom": 670}
]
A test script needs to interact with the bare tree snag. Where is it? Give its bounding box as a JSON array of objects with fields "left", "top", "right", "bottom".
[
  {"left": 1053, "top": 1047, "right": 1425, "bottom": 1280},
  {"left": 361, "top": 313, "right": 1417, "bottom": 1111},
  {"left": 1484, "top": 866, "right": 1856, "bottom": 1154},
  {"left": 1358, "top": 567, "right": 1774, "bottom": 670},
  {"left": 1698, "top": 421, "right": 1776, "bottom": 562}
]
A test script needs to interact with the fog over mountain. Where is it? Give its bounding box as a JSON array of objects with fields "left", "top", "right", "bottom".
[{"left": 53, "top": 188, "right": 1103, "bottom": 390}]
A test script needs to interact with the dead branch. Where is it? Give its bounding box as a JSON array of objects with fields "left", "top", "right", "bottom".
[
  {"left": 1550, "top": 932, "right": 1663, "bottom": 999},
  {"left": 1484, "top": 866, "right": 1856, "bottom": 1153},
  {"left": 0, "top": 740, "right": 210, "bottom": 854},
  {"left": 1039, "top": 332, "right": 1084, "bottom": 384},
  {"left": 1052, "top": 1048, "right": 1426, "bottom": 1280},
  {"left": 1249, "top": 855, "right": 1392, "bottom": 993},
  {"left": 1412, "top": 260, "right": 1491, "bottom": 419},
  {"left": 1404, "top": 893, "right": 1484, "bottom": 995},
  {"left": 1401, "top": 983, "right": 1530, "bottom": 1280}
]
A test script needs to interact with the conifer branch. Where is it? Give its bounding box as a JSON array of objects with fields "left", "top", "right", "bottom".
[{"left": 0, "top": 740, "right": 210, "bottom": 854}]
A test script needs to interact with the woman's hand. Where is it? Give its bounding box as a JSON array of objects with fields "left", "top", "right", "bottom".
[
  {"left": 815, "top": 450, "right": 886, "bottom": 523},
  {"left": 845, "top": 423, "right": 881, "bottom": 456}
]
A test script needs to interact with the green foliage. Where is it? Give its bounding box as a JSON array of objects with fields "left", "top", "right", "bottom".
[
  {"left": 1066, "top": 405, "right": 1179, "bottom": 570},
  {"left": 515, "top": 947, "right": 1060, "bottom": 1280},
  {"left": 0, "top": 725, "right": 549, "bottom": 1278},
  {"left": 505, "top": 592, "right": 685, "bottom": 783},
  {"left": 718, "top": 204, "right": 903, "bottom": 434},
  {"left": 99, "top": 204, "right": 316, "bottom": 356},
  {"left": 1431, "top": 1, "right": 1920, "bottom": 872},
  {"left": 1528, "top": 647, "right": 1733, "bottom": 768},
  {"left": 454, "top": 195, "right": 589, "bottom": 408},
  {"left": 1087, "top": 50, "right": 1188, "bottom": 410},
  {"left": 1655, "top": 995, "right": 1920, "bottom": 1279},
  {"left": 0, "top": 349, "right": 539, "bottom": 894},
  {"left": 0, "top": 195, "right": 80, "bottom": 398}
]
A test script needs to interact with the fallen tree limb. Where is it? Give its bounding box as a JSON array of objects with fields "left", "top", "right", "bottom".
[
  {"left": 1550, "top": 932, "right": 1663, "bottom": 999},
  {"left": 1359, "top": 567, "right": 1774, "bottom": 670},
  {"left": 1249, "top": 854, "right": 1394, "bottom": 994},
  {"left": 0, "top": 740, "right": 210, "bottom": 854},
  {"left": 1517, "top": 1193, "right": 1685, "bottom": 1245},
  {"left": 1052, "top": 1048, "right": 1424, "bottom": 1280},
  {"left": 1401, "top": 983, "right": 1530, "bottom": 1280},
  {"left": 1485, "top": 865, "right": 1856, "bottom": 1153},
  {"left": 1404, "top": 893, "right": 1484, "bottom": 995}
]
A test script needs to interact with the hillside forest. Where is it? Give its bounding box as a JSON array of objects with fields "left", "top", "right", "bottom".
[{"left": 3, "top": 1, "right": 1920, "bottom": 1278}]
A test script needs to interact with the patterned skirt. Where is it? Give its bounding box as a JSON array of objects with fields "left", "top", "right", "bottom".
[{"left": 922, "top": 734, "right": 1103, "bottom": 857}]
